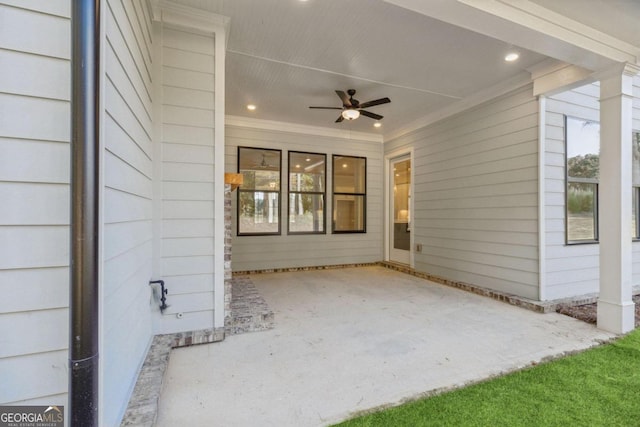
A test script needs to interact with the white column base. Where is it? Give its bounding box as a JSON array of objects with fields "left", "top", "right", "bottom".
[{"left": 597, "top": 299, "right": 635, "bottom": 334}]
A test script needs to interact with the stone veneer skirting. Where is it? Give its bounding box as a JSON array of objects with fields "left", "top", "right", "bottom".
[
  {"left": 120, "top": 273, "right": 274, "bottom": 427},
  {"left": 236, "top": 261, "right": 634, "bottom": 314},
  {"left": 226, "top": 276, "right": 274, "bottom": 335},
  {"left": 120, "top": 328, "right": 225, "bottom": 426},
  {"left": 378, "top": 261, "right": 640, "bottom": 313},
  {"left": 235, "top": 261, "right": 554, "bottom": 311}
]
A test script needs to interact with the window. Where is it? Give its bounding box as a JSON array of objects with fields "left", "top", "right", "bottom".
[
  {"left": 565, "top": 119, "right": 640, "bottom": 242},
  {"left": 288, "top": 151, "right": 326, "bottom": 234},
  {"left": 332, "top": 155, "right": 366, "bottom": 233},
  {"left": 237, "top": 147, "right": 281, "bottom": 235},
  {"left": 633, "top": 132, "right": 640, "bottom": 239},
  {"left": 565, "top": 116, "right": 599, "bottom": 243}
]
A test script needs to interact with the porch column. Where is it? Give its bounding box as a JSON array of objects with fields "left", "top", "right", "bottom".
[{"left": 597, "top": 63, "right": 639, "bottom": 334}]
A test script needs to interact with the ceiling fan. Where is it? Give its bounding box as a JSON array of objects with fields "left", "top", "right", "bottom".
[{"left": 309, "top": 89, "right": 391, "bottom": 123}]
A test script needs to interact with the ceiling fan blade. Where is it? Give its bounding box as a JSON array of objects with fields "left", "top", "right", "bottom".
[
  {"left": 335, "top": 90, "right": 352, "bottom": 107},
  {"left": 335, "top": 114, "right": 344, "bottom": 123},
  {"left": 309, "top": 106, "right": 343, "bottom": 110},
  {"left": 358, "top": 97, "right": 391, "bottom": 109},
  {"left": 360, "top": 110, "right": 383, "bottom": 120}
]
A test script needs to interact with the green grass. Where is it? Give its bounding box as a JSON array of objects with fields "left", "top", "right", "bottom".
[{"left": 335, "top": 329, "right": 640, "bottom": 427}]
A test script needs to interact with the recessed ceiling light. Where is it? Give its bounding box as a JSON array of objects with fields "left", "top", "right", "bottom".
[
  {"left": 373, "top": 122, "right": 382, "bottom": 128},
  {"left": 342, "top": 163, "right": 348, "bottom": 168},
  {"left": 247, "top": 104, "right": 256, "bottom": 111},
  {"left": 504, "top": 52, "right": 519, "bottom": 62}
]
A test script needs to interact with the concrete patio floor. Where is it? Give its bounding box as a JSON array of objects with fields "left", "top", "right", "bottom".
[{"left": 156, "top": 266, "right": 614, "bottom": 427}]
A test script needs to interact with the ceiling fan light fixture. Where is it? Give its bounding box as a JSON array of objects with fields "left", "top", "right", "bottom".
[{"left": 342, "top": 109, "right": 360, "bottom": 120}]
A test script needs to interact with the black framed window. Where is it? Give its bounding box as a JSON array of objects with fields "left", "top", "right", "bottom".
[
  {"left": 288, "top": 151, "right": 326, "bottom": 234},
  {"left": 565, "top": 116, "right": 600, "bottom": 243},
  {"left": 633, "top": 132, "right": 640, "bottom": 239},
  {"left": 237, "top": 147, "right": 281, "bottom": 235},
  {"left": 565, "top": 120, "right": 640, "bottom": 243},
  {"left": 332, "top": 155, "right": 366, "bottom": 233}
]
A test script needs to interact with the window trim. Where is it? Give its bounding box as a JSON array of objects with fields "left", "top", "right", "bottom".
[
  {"left": 332, "top": 154, "right": 367, "bottom": 234},
  {"left": 287, "top": 150, "right": 327, "bottom": 235},
  {"left": 237, "top": 146, "right": 282, "bottom": 236}
]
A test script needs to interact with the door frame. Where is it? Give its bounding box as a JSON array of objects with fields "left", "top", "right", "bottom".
[{"left": 384, "top": 147, "right": 414, "bottom": 267}]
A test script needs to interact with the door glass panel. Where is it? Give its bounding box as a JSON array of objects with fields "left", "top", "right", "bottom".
[{"left": 393, "top": 159, "right": 410, "bottom": 251}]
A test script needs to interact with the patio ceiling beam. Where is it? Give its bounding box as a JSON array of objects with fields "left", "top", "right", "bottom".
[{"left": 383, "top": 0, "right": 637, "bottom": 72}]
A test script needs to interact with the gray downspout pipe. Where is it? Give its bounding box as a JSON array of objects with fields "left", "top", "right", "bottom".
[{"left": 70, "top": 0, "right": 100, "bottom": 424}]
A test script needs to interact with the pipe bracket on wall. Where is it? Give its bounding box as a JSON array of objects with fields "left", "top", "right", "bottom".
[{"left": 149, "top": 280, "right": 168, "bottom": 313}]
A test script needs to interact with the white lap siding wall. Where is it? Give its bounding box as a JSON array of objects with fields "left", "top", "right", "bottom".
[
  {"left": 0, "top": 0, "right": 158, "bottom": 424},
  {"left": 385, "top": 85, "right": 540, "bottom": 300},
  {"left": 225, "top": 124, "right": 384, "bottom": 272},
  {"left": 103, "top": 0, "right": 155, "bottom": 424},
  {"left": 0, "top": 0, "right": 71, "bottom": 407},
  {"left": 635, "top": 76, "right": 640, "bottom": 288},
  {"left": 154, "top": 24, "right": 217, "bottom": 333},
  {"left": 544, "top": 78, "right": 640, "bottom": 300}
]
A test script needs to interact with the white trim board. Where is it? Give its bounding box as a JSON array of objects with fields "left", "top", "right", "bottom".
[
  {"left": 386, "top": 72, "right": 533, "bottom": 142},
  {"left": 225, "top": 115, "right": 383, "bottom": 143}
]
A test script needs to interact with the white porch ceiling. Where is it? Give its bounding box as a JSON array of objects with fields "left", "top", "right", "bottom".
[{"left": 173, "top": 0, "right": 639, "bottom": 139}]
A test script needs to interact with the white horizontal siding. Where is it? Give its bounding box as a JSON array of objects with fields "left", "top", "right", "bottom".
[
  {"left": 544, "top": 77, "right": 640, "bottom": 300},
  {"left": 1, "top": 0, "right": 69, "bottom": 17},
  {"left": 0, "top": 4, "right": 69, "bottom": 59},
  {"left": 386, "top": 85, "right": 539, "bottom": 299},
  {"left": 634, "top": 75, "right": 640, "bottom": 286},
  {"left": 0, "top": 93, "right": 69, "bottom": 143},
  {"left": 0, "top": 49, "right": 69, "bottom": 100},
  {"left": 163, "top": 142, "right": 214, "bottom": 163},
  {"left": 0, "top": 267, "right": 68, "bottom": 314},
  {"left": 0, "top": 225, "right": 68, "bottom": 271},
  {"left": 0, "top": 0, "right": 70, "bottom": 406},
  {"left": 0, "top": 309, "right": 67, "bottom": 358},
  {"left": 0, "top": 350, "right": 67, "bottom": 404},
  {"left": 0, "top": 183, "right": 68, "bottom": 225},
  {"left": 103, "top": 1, "right": 154, "bottom": 425},
  {"left": 226, "top": 126, "right": 384, "bottom": 271},
  {"left": 0, "top": 139, "right": 69, "bottom": 183},
  {"left": 544, "top": 83, "right": 600, "bottom": 300},
  {"left": 156, "top": 22, "right": 216, "bottom": 335},
  {"left": 163, "top": 123, "right": 214, "bottom": 145}
]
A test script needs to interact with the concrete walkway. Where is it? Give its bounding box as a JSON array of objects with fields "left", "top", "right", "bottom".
[{"left": 156, "top": 266, "right": 614, "bottom": 427}]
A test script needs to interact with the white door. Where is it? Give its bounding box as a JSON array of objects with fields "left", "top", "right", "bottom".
[{"left": 389, "top": 156, "right": 411, "bottom": 265}]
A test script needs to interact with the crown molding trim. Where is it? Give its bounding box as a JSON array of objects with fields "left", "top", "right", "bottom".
[
  {"left": 385, "top": 71, "right": 533, "bottom": 142},
  {"left": 152, "top": 0, "right": 230, "bottom": 39},
  {"left": 225, "top": 116, "right": 384, "bottom": 143}
]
